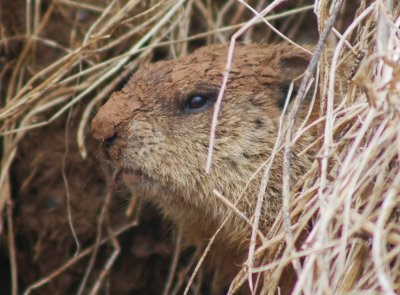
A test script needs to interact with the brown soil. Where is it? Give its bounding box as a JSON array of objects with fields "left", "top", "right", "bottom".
[{"left": 10, "top": 109, "right": 175, "bottom": 294}]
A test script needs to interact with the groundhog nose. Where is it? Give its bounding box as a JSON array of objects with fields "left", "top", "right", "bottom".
[
  {"left": 91, "top": 91, "right": 142, "bottom": 141},
  {"left": 91, "top": 109, "right": 117, "bottom": 141}
]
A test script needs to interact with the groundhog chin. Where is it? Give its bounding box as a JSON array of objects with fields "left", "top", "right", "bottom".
[
  {"left": 122, "top": 171, "right": 144, "bottom": 186},
  {"left": 121, "top": 169, "right": 164, "bottom": 195}
]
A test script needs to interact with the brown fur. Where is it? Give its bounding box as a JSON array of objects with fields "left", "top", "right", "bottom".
[{"left": 91, "top": 44, "right": 329, "bottom": 292}]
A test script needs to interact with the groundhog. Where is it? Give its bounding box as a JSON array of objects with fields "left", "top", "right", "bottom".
[{"left": 91, "top": 43, "right": 328, "bottom": 292}]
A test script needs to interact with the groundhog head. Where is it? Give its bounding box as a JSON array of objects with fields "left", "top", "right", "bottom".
[{"left": 91, "top": 43, "right": 313, "bottom": 244}]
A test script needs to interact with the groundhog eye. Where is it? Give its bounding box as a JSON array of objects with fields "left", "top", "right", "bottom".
[{"left": 184, "top": 95, "right": 210, "bottom": 113}]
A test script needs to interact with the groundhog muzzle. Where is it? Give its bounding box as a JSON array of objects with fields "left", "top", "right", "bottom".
[{"left": 91, "top": 43, "right": 320, "bottom": 291}]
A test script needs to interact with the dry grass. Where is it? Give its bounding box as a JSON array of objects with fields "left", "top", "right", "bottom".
[{"left": 1, "top": 0, "right": 399, "bottom": 294}]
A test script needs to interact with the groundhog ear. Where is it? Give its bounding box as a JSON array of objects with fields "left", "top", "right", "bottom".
[
  {"left": 275, "top": 52, "right": 311, "bottom": 109},
  {"left": 278, "top": 51, "right": 310, "bottom": 79}
]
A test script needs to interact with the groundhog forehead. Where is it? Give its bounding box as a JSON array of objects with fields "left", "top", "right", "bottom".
[{"left": 128, "top": 44, "right": 297, "bottom": 98}]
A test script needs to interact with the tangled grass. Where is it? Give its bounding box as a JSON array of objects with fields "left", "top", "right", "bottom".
[{"left": 1, "top": 0, "right": 399, "bottom": 294}]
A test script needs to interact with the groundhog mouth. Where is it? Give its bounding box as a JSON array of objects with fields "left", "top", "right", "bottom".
[
  {"left": 97, "top": 141, "right": 157, "bottom": 188},
  {"left": 99, "top": 137, "right": 127, "bottom": 162}
]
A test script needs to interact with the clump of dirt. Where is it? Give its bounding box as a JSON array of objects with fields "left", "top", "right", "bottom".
[{"left": 91, "top": 90, "right": 143, "bottom": 141}]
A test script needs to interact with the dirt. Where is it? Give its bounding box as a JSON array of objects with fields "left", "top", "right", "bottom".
[
  {"left": 91, "top": 91, "right": 143, "bottom": 141},
  {"left": 9, "top": 109, "right": 174, "bottom": 294}
]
